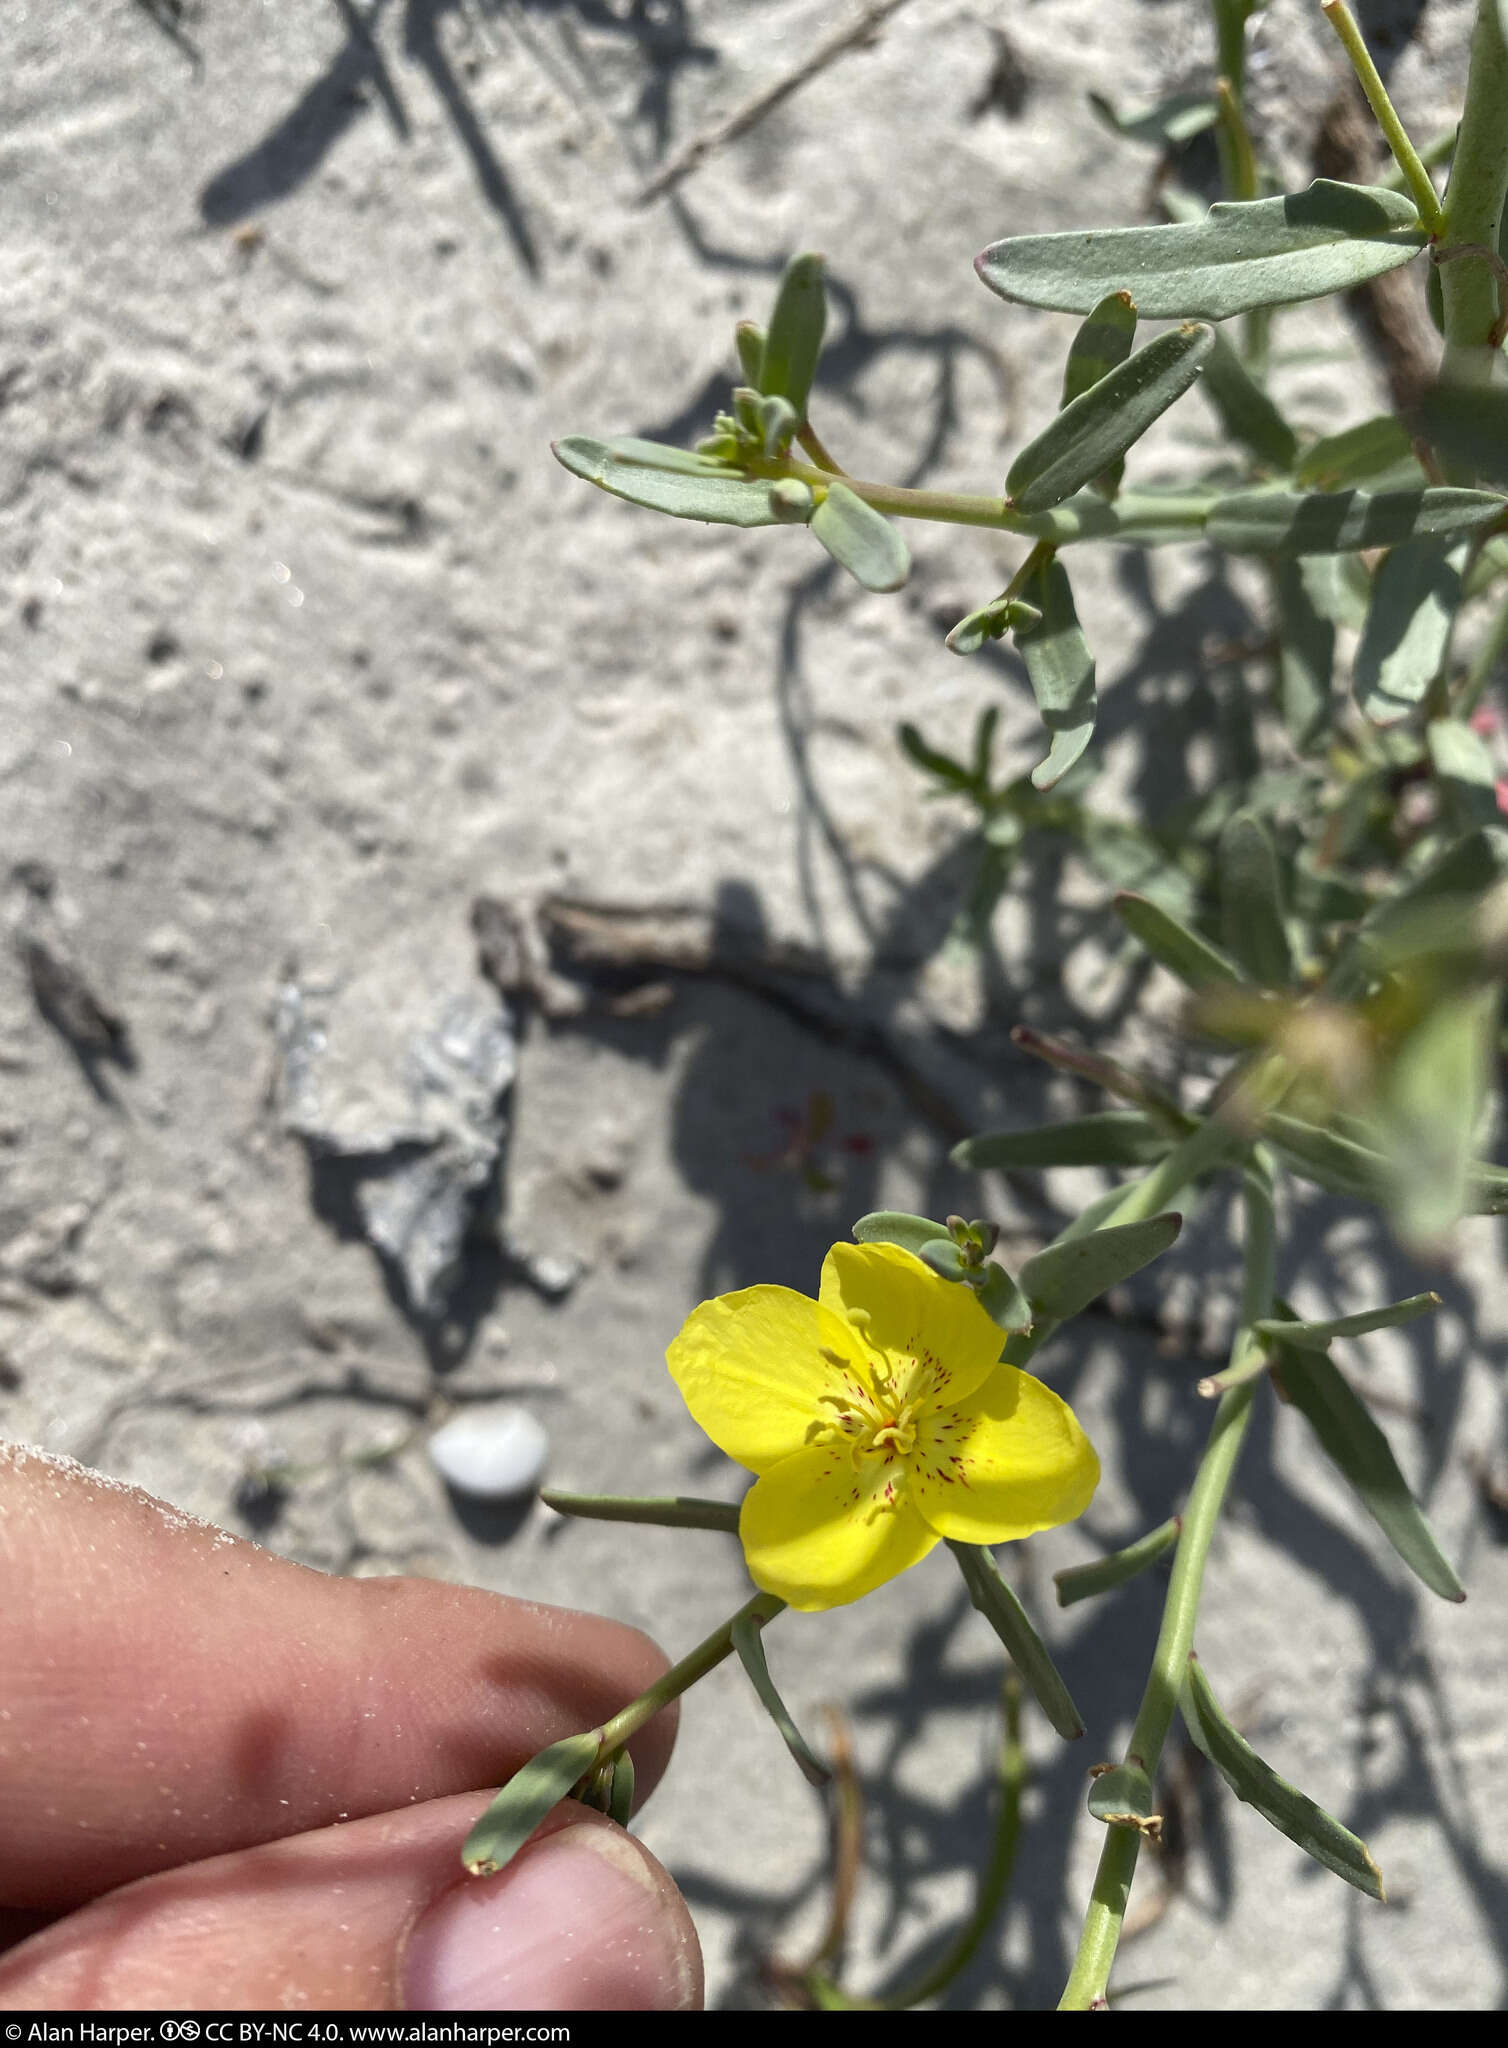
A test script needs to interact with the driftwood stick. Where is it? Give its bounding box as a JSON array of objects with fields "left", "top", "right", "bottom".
[{"left": 635, "top": 0, "right": 919, "bottom": 206}]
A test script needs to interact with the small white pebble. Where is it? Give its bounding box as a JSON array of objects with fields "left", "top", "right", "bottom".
[{"left": 427, "top": 1406, "right": 549, "bottom": 1501}]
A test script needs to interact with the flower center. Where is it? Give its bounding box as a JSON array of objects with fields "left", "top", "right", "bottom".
[{"left": 809, "top": 1331, "right": 927, "bottom": 1475}]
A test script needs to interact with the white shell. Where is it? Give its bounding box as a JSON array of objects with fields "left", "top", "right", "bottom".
[{"left": 428, "top": 1405, "right": 549, "bottom": 1500}]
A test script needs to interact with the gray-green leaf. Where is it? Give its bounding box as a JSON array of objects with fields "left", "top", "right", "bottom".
[
  {"left": 1181, "top": 1654, "right": 1385, "bottom": 1898},
  {"left": 732, "top": 1610, "right": 830, "bottom": 1788},
  {"left": 1115, "top": 891, "right": 1245, "bottom": 988},
  {"left": 810, "top": 481, "right": 910, "bottom": 591},
  {"left": 554, "top": 436, "right": 786, "bottom": 527},
  {"left": 976, "top": 1262, "right": 1035, "bottom": 1333},
  {"left": 461, "top": 1729, "right": 603, "bottom": 1877},
  {"left": 976, "top": 182, "right": 1426, "bottom": 320},
  {"left": 1273, "top": 559, "right": 1336, "bottom": 752},
  {"left": 1219, "top": 811, "right": 1293, "bottom": 985},
  {"left": 1354, "top": 541, "right": 1466, "bottom": 727},
  {"left": 955, "top": 1111, "right": 1172, "bottom": 1171},
  {"left": 853, "top": 1211, "right": 950, "bottom": 1257},
  {"left": 1007, "top": 325, "right": 1214, "bottom": 514},
  {"left": 1254, "top": 1293, "right": 1441, "bottom": 1349},
  {"left": 1295, "top": 414, "right": 1418, "bottom": 491},
  {"left": 1207, "top": 486, "right": 1502, "bottom": 556},
  {"left": 760, "top": 252, "right": 827, "bottom": 417},
  {"left": 1061, "top": 290, "right": 1138, "bottom": 408},
  {"left": 1086, "top": 1761, "right": 1162, "bottom": 1835},
  {"left": 949, "top": 1541, "right": 1084, "bottom": 1739},
  {"left": 1087, "top": 89, "right": 1219, "bottom": 149},
  {"left": 1014, "top": 557, "right": 1097, "bottom": 790},
  {"left": 1276, "top": 1343, "right": 1465, "bottom": 1600},
  {"left": 1201, "top": 332, "right": 1299, "bottom": 471},
  {"left": 1377, "top": 984, "right": 1498, "bottom": 1246},
  {"left": 1018, "top": 1212, "right": 1182, "bottom": 1321},
  {"left": 1054, "top": 1517, "right": 1181, "bottom": 1607}
]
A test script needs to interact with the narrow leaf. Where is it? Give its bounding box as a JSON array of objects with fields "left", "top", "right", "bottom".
[
  {"left": 853, "top": 1210, "right": 950, "bottom": 1257},
  {"left": 1219, "top": 811, "right": 1293, "bottom": 985},
  {"left": 898, "top": 722, "right": 976, "bottom": 792},
  {"left": 734, "top": 320, "right": 766, "bottom": 388},
  {"left": 1208, "top": 487, "right": 1502, "bottom": 557},
  {"left": 760, "top": 252, "right": 826, "bottom": 417},
  {"left": 462, "top": 1730, "right": 604, "bottom": 1876},
  {"left": 810, "top": 481, "right": 910, "bottom": 591},
  {"left": 540, "top": 1490, "right": 741, "bottom": 1534},
  {"left": 1254, "top": 1293, "right": 1441, "bottom": 1349},
  {"left": 732, "top": 1610, "right": 830, "bottom": 1788},
  {"left": 1061, "top": 291, "right": 1138, "bottom": 407},
  {"left": 1201, "top": 333, "right": 1299, "bottom": 471},
  {"left": 1054, "top": 1517, "right": 1180, "bottom": 1607},
  {"left": 976, "top": 1262, "right": 1035, "bottom": 1333},
  {"left": 1299, "top": 551, "right": 1371, "bottom": 629},
  {"left": 976, "top": 182, "right": 1426, "bottom": 320},
  {"left": 1273, "top": 559, "right": 1336, "bottom": 752},
  {"left": 1295, "top": 414, "right": 1417, "bottom": 491},
  {"left": 1014, "top": 557, "right": 1097, "bottom": 790},
  {"left": 1377, "top": 983, "right": 1498, "bottom": 1245},
  {"left": 949, "top": 1541, "right": 1084, "bottom": 1739},
  {"left": 1115, "top": 891, "right": 1244, "bottom": 988},
  {"left": 1007, "top": 325, "right": 1215, "bottom": 514},
  {"left": 1277, "top": 1343, "right": 1465, "bottom": 1599},
  {"left": 554, "top": 436, "right": 785, "bottom": 527},
  {"left": 955, "top": 1111, "right": 1173, "bottom": 1171},
  {"left": 1264, "top": 1112, "right": 1387, "bottom": 1202},
  {"left": 1354, "top": 541, "right": 1467, "bottom": 726},
  {"left": 1181, "top": 1655, "right": 1386, "bottom": 1898},
  {"left": 1087, "top": 89, "right": 1218, "bottom": 148},
  {"left": 1018, "top": 1212, "right": 1182, "bottom": 1321},
  {"left": 607, "top": 1750, "right": 635, "bottom": 1828}
]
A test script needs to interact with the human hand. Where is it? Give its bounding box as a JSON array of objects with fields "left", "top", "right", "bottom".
[{"left": 0, "top": 1443, "right": 702, "bottom": 2010}]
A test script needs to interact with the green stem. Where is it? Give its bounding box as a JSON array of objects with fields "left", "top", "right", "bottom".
[
  {"left": 1215, "top": 75, "right": 1257, "bottom": 203},
  {"left": 771, "top": 456, "right": 1216, "bottom": 544},
  {"left": 599, "top": 1589, "right": 785, "bottom": 1752},
  {"left": 541, "top": 1489, "right": 741, "bottom": 1533},
  {"left": 1058, "top": 1155, "right": 1273, "bottom": 2010},
  {"left": 1321, "top": 1, "right": 1444, "bottom": 232},
  {"left": 1438, "top": 0, "right": 1508, "bottom": 384}
]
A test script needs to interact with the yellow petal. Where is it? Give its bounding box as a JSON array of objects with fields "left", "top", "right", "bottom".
[
  {"left": 739, "top": 1443, "right": 940, "bottom": 1611},
  {"left": 667, "top": 1286, "right": 854, "bottom": 1474},
  {"left": 909, "top": 1366, "right": 1099, "bottom": 1544},
  {"left": 818, "top": 1241, "right": 1005, "bottom": 1406}
]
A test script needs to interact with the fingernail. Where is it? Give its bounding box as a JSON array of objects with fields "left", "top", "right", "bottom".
[{"left": 403, "top": 1820, "right": 702, "bottom": 2011}]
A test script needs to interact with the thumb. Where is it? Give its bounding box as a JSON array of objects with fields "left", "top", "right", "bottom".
[{"left": 0, "top": 1795, "right": 702, "bottom": 2011}]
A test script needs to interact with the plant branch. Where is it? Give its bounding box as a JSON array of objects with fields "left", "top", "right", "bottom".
[
  {"left": 1058, "top": 1156, "right": 1272, "bottom": 2010},
  {"left": 598, "top": 1589, "right": 785, "bottom": 1752},
  {"left": 1321, "top": 1, "right": 1444, "bottom": 231},
  {"left": 1437, "top": 0, "right": 1508, "bottom": 384}
]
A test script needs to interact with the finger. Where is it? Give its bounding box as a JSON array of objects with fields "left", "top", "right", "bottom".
[
  {"left": 0, "top": 1444, "right": 676, "bottom": 1909},
  {"left": 0, "top": 1794, "right": 702, "bottom": 2011}
]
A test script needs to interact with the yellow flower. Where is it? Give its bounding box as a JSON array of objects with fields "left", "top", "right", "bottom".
[{"left": 667, "top": 1240, "right": 1100, "bottom": 1611}]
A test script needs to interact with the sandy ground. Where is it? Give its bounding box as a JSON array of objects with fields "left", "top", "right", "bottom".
[{"left": 3, "top": 0, "right": 1506, "bottom": 2009}]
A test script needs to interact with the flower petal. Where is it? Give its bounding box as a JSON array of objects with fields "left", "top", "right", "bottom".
[
  {"left": 667, "top": 1286, "right": 853, "bottom": 1474},
  {"left": 909, "top": 1366, "right": 1099, "bottom": 1543},
  {"left": 739, "top": 1444, "right": 941, "bottom": 1611},
  {"left": 818, "top": 1241, "right": 1005, "bottom": 1407}
]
